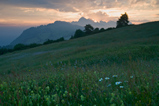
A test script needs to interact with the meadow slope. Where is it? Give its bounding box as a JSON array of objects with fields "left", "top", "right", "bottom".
[{"left": 0, "top": 21, "right": 159, "bottom": 105}]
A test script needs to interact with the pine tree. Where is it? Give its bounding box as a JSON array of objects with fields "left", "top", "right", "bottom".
[{"left": 116, "top": 12, "right": 129, "bottom": 28}]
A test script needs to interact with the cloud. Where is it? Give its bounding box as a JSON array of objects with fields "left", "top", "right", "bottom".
[
  {"left": 130, "top": 19, "right": 151, "bottom": 24},
  {"left": 86, "top": 11, "right": 117, "bottom": 22},
  {"left": 0, "top": 0, "right": 158, "bottom": 13},
  {"left": 0, "top": 0, "right": 126, "bottom": 12},
  {"left": 0, "top": 0, "right": 76, "bottom": 12},
  {"left": 0, "top": 0, "right": 158, "bottom": 26},
  {"left": 0, "top": 0, "right": 158, "bottom": 11}
]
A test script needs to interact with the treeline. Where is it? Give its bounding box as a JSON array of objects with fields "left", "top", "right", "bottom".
[
  {"left": 71, "top": 12, "right": 130, "bottom": 39},
  {"left": 70, "top": 24, "right": 115, "bottom": 39},
  {"left": 0, "top": 37, "right": 64, "bottom": 55}
]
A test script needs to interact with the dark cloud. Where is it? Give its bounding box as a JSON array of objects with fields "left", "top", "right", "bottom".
[
  {"left": 0, "top": 0, "right": 157, "bottom": 13},
  {"left": 0, "top": 0, "right": 126, "bottom": 12},
  {"left": 0, "top": 0, "right": 78, "bottom": 12}
]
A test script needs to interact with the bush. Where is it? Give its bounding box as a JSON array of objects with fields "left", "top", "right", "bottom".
[
  {"left": 43, "top": 37, "right": 65, "bottom": 45},
  {"left": 14, "top": 44, "right": 27, "bottom": 51}
]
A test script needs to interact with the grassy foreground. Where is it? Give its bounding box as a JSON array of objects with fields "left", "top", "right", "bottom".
[{"left": 0, "top": 21, "right": 159, "bottom": 105}]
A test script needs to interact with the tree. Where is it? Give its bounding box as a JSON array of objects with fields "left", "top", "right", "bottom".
[
  {"left": 73, "top": 29, "right": 85, "bottom": 38},
  {"left": 14, "top": 44, "right": 27, "bottom": 50},
  {"left": 99, "top": 28, "right": 105, "bottom": 32},
  {"left": 93, "top": 28, "right": 100, "bottom": 34},
  {"left": 84, "top": 24, "right": 94, "bottom": 35},
  {"left": 116, "top": 12, "right": 129, "bottom": 28}
]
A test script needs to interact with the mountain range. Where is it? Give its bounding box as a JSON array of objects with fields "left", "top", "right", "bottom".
[
  {"left": 10, "top": 21, "right": 84, "bottom": 46},
  {"left": 71, "top": 17, "right": 116, "bottom": 28},
  {"left": 10, "top": 17, "right": 116, "bottom": 46}
]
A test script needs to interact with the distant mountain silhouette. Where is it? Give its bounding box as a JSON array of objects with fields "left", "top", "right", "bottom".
[
  {"left": 10, "top": 18, "right": 116, "bottom": 46},
  {"left": 10, "top": 21, "right": 84, "bottom": 46},
  {"left": 71, "top": 17, "right": 116, "bottom": 28}
]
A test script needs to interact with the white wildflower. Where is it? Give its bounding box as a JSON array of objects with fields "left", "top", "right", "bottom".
[
  {"left": 99, "top": 78, "right": 103, "bottom": 81},
  {"left": 107, "top": 84, "right": 111, "bottom": 87},
  {"left": 120, "top": 86, "right": 124, "bottom": 88},
  {"left": 105, "top": 77, "right": 110, "bottom": 80},
  {"left": 130, "top": 76, "right": 133, "bottom": 78},
  {"left": 115, "top": 81, "right": 122, "bottom": 85},
  {"left": 112, "top": 75, "right": 118, "bottom": 77}
]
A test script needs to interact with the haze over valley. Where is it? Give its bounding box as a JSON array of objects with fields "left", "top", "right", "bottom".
[{"left": 0, "top": 17, "right": 116, "bottom": 47}]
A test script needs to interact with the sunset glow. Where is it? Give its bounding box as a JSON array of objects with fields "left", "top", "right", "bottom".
[{"left": 0, "top": 0, "right": 158, "bottom": 26}]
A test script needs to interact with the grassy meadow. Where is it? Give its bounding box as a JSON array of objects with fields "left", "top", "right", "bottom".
[{"left": 0, "top": 21, "right": 159, "bottom": 105}]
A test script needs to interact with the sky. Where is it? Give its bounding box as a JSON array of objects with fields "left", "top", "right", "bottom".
[
  {"left": 0, "top": 0, "right": 159, "bottom": 26},
  {"left": 0, "top": 0, "right": 159, "bottom": 46}
]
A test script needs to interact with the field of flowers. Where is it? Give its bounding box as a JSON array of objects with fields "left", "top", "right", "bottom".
[{"left": 0, "top": 58, "right": 159, "bottom": 105}]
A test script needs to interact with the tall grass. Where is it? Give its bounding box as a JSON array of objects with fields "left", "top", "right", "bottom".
[{"left": 0, "top": 59, "right": 158, "bottom": 105}]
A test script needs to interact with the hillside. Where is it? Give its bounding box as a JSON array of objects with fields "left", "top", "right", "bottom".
[
  {"left": 10, "top": 21, "right": 83, "bottom": 46},
  {"left": 1, "top": 21, "right": 159, "bottom": 73},
  {"left": 0, "top": 21, "right": 159, "bottom": 105}
]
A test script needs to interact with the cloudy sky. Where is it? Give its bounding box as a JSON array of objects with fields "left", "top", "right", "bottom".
[{"left": 0, "top": 0, "right": 159, "bottom": 27}]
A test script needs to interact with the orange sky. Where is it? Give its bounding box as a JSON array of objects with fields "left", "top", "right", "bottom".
[{"left": 0, "top": 0, "right": 159, "bottom": 26}]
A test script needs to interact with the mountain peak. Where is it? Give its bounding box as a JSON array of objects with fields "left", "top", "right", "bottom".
[
  {"left": 71, "top": 17, "right": 116, "bottom": 28},
  {"left": 78, "top": 17, "right": 94, "bottom": 23},
  {"left": 54, "top": 21, "right": 70, "bottom": 24},
  {"left": 79, "top": 17, "right": 87, "bottom": 21}
]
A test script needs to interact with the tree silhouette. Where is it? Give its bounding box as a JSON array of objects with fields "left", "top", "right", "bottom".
[
  {"left": 99, "top": 28, "right": 105, "bottom": 32},
  {"left": 116, "top": 12, "right": 129, "bottom": 28},
  {"left": 93, "top": 28, "right": 100, "bottom": 33},
  {"left": 73, "top": 29, "right": 85, "bottom": 38},
  {"left": 84, "top": 24, "right": 94, "bottom": 35}
]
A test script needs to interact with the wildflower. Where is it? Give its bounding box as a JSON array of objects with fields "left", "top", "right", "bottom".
[
  {"left": 115, "top": 81, "right": 122, "bottom": 85},
  {"left": 46, "top": 97, "right": 49, "bottom": 101},
  {"left": 63, "top": 94, "right": 66, "bottom": 97},
  {"left": 130, "top": 76, "right": 133, "bottom": 78},
  {"left": 110, "top": 104, "right": 116, "bottom": 106},
  {"left": 64, "top": 91, "right": 68, "bottom": 94},
  {"left": 69, "top": 93, "right": 72, "bottom": 97},
  {"left": 120, "top": 86, "right": 124, "bottom": 88},
  {"left": 94, "top": 98, "right": 97, "bottom": 101},
  {"left": 111, "top": 93, "right": 115, "bottom": 97},
  {"left": 46, "top": 86, "right": 50, "bottom": 91},
  {"left": 80, "top": 95, "right": 85, "bottom": 101},
  {"left": 107, "top": 84, "right": 111, "bottom": 87},
  {"left": 105, "top": 77, "right": 110, "bottom": 80},
  {"left": 112, "top": 75, "right": 118, "bottom": 77},
  {"left": 0, "top": 84, "right": 3, "bottom": 89},
  {"left": 61, "top": 99, "right": 65, "bottom": 104},
  {"left": 99, "top": 78, "right": 103, "bottom": 81}
]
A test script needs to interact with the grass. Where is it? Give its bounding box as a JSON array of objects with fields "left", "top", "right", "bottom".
[{"left": 0, "top": 21, "right": 159, "bottom": 105}]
